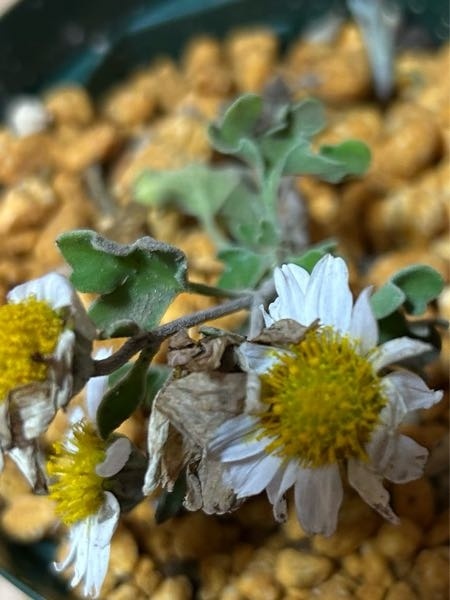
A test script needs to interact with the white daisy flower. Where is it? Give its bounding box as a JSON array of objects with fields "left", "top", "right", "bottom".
[
  {"left": 48, "top": 349, "right": 131, "bottom": 599},
  {"left": 0, "top": 272, "right": 96, "bottom": 487},
  {"left": 209, "top": 255, "right": 443, "bottom": 536}
]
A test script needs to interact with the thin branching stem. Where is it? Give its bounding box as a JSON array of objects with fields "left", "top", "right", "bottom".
[{"left": 92, "top": 294, "right": 254, "bottom": 376}]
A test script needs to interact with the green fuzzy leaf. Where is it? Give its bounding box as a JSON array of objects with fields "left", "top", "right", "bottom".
[
  {"left": 57, "top": 230, "right": 128, "bottom": 294},
  {"left": 283, "top": 139, "right": 371, "bottom": 182},
  {"left": 219, "top": 181, "right": 278, "bottom": 248},
  {"left": 319, "top": 140, "right": 372, "bottom": 177},
  {"left": 208, "top": 94, "right": 263, "bottom": 153},
  {"left": 134, "top": 164, "right": 240, "bottom": 225},
  {"left": 370, "top": 282, "right": 406, "bottom": 319},
  {"left": 391, "top": 264, "right": 445, "bottom": 315},
  {"left": 97, "top": 348, "right": 155, "bottom": 439},
  {"left": 57, "top": 230, "right": 187, "bottom": 336},
  {"left": 290, "top": 98, "right": 326, "bottom": 138},
  {"left": 217, "top": 247, "right": 271, "bottom": 290}
]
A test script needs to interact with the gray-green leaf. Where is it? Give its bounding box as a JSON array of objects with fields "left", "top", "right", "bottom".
[{"left": 57, "top": 230, "right": 188, "bottom": 336}]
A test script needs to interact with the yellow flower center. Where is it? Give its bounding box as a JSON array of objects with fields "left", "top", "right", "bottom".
[
  {"left": 47, "top": 420, "right": 107, "bottom": 525},
  {"left": 0, "top": 297, "right": 64, "bottom": 402},
  {"left": 259, "top": 326, "right": 387, "bottom": 467}
]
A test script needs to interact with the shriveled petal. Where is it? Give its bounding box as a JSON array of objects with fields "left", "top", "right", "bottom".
[
  {"left": 96, "top": 437, "right": 131, "bottom": 478},
  {"left": 0, "top": 401, "right": 11, "bottom": 449},
  {"left": 266, "top": 459, "right": 298, "bottom": 521},
  {"left": 293, "top": 464, "right": 343, "bottom": 536},
  {"left": 56, "top": 491, "right": 120, "bottom": 598},
  {"left": 143, "top": 407, "right": 170, "bottom": 496},
  {"left": 383, "top": 370, "right": 443, "bottom": 413},
  {"left": 52, "top": 329, "right": 76, "bottom": 409},
  {"left": 350, "top": 286, "right": 378, "bottom": 352},
  {"left": 225, "top": 452, "right": 282, "bottom": 498},
  {"left": 348, "top": 459, "right": 399, "bottom": 524},
  {"left": 373, "top": 337, "right": 434, "bottom": 371},
  {"left": 236, "top": 341, "right": 281, "bottom": 375},
  {"left": 304, "top": 255, "right": 352, "bottom": 332},
  {"left": 208, "top": 415, "right": 259, "bottom": 455},
  {"left": 266, "top": 264, "right": 309, "bottom": 324},
  {"left": 8, "top": 443, "right": 47, "bottom": 492},
  {"left": 8, "top": 382, "right": 57, "bottom": 444},
  {"left": 382, "top": 434, "right": 428, "bottom": 483}
]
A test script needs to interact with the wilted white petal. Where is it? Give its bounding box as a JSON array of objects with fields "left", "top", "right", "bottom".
[
  {"left": 208, "top": 415, "right": 259, "bottom": 455},
  {"left": 226, "top": 452, "right": 282, "bottom": 498},
  {"left": 294, "top": 464, "right": 343, "bottom": 536},
  {"left": 96, "top": 437, "right": 131, "bottom": 478},
  {"left": 350, "top": 286, "right": 378, "bottom": 352},
  {"left": 383, "top": 371, "right": 443, "bottom": 413},
  {"left": 348, "top": 459, "right": 399, "bottom": 523},
  {"left": 8, "top": 382, "right": 56, "bottom": 443},
  {"left": 304, "top": 255, "right": 352, "bottom": 331},
  {"left": 373, "top": 337, "right": 434, "bottom": 371},
  {"left": 382, "top": 434, "right": 428, "bottom": 483},
  {"left": 236, "top": 341, "right": 281, "bottom": 375},
  {"left": 266, "top": 459, "right": 299, "bottom": 521},
  {"left": 143, "top": 407, "right": 170, "bottom": 495}
]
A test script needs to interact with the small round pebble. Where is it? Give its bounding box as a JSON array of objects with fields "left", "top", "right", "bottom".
[
  {"left": 151, "top": 575, "right": 193, "bottom": 600},
  {"left": 275, "top": 548, "right": 334, "bottom": 588},
  {"left": 375, "top": 519, "right": 422, "bottom": 561}
]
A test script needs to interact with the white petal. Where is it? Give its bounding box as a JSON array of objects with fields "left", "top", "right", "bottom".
[
  {"left": 57, "top": 492, "right": 120, "bottom": 598},
  {"left": 226, "top": 452, "right": 282, "bottom": 498},
  {"left": 86, "top": 375, "right": 108, "bottom": 424},
  {"left": 382, "top": 434, "right": 428, "bottom": 483},
  {"left": 208, "top": 415, "right": 259, "bottom": 455},
  {"left": 365, "top": 427, "right": 396, "bottom": 472},
  {"left": 293, "top": 464, "right": 343, "bottom": 536},
  {"left": 350, "top": 286, "right": 378, "bottom": 352},
  {"left": 383, "top": 371, "right": 443, "bottom": 413},
  {"left": 266, "top": 459, "right": 299, "bottom": 521},
  {"left": 348, "top": 459, "right": 399, "bottom": 524},
  {"left": 304, "top": 255, "right": 352, "bottom": 332},
  {"left": 267, "top": 264, "right": 309, "bottom": 324},
  {"left": 373, "top": 337, "right": 434, "bottom": 371},
  {"left": 85, "top": 348, "right": 113, "bottom": 422},
  {"left": 236, "top": 341, "right": 280, "bottom": 375},
  {"left": 219, "top": 435, "right": 273, "bottom": 462},
  {"left": 96, "top": 437, "right": 131, "bottom": 478}
]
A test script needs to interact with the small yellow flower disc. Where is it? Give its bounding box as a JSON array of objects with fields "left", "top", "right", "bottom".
[
  {"left": 259, "top": 327, "right": 387, "bottom": 467},
  {"left": 0, "top": 297, "right": 64, "bottom": 402},
  {"left": 47, "top": 420, "right": 107, "bottom": 525}
]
